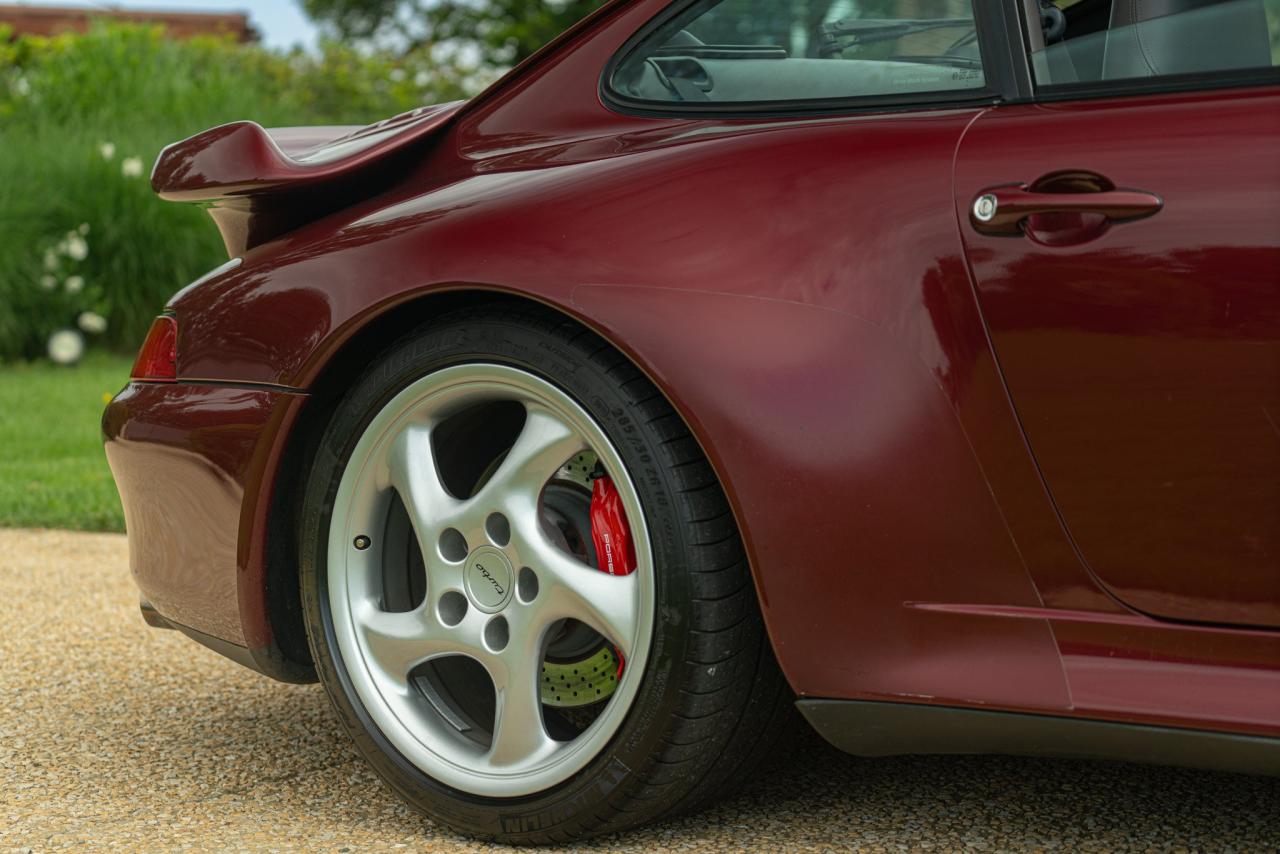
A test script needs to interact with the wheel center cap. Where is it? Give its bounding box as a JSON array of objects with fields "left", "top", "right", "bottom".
[{"left": 464, "top": 546, "right": 514, "bottom": 613}]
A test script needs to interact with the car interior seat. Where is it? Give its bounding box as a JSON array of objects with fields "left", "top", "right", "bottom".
[{"left": 1101, "top": 0, "right": 1272, "bottom": 79}]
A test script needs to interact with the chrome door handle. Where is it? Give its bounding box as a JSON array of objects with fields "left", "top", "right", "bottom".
[{"left": 971, "top": 184, "right": 1163, "bottom": 236}]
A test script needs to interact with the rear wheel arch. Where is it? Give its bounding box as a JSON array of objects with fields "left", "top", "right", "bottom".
[
  {"left": 258, "top": 286, "right": 775, "bottom": 681},
  {"left": 287, "top": 301, "right": 794, "bottom": 839}
]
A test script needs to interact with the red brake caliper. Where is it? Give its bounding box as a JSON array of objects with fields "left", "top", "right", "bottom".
[{"left": 589, "top": 473, "right": 635, "bottom": 678}]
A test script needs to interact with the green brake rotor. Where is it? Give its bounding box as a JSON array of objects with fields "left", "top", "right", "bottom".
[
  {"left": 542, "top": 450, "right": 618, "bottom": 709},
  {"left": 556, "top": 451, "right": 598, "bottom": 490},
  {"left": 540, "top": 645, "right": 619, "bottom": 708}
]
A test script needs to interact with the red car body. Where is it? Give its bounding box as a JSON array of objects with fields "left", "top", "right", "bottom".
[{"left": 104, "top": 0, "right": 1280, "bottom": 772}]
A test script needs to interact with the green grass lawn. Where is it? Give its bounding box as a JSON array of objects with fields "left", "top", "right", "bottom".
[{"left": 0, "top": 354, "right": 130, "bottom": 532}]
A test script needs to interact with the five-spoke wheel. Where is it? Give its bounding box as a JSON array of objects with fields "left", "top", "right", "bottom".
[{"left": 327, "top": 364, "right": 653, "bottom": 797}]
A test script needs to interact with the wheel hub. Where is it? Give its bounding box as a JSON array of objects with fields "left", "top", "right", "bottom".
[{"left": 463, "top": 545, "right": 514, "bottom": 613}]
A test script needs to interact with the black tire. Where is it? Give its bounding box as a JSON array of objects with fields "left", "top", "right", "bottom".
[{"left": 298, "top": 303, "right": 792, "bottom": 843}]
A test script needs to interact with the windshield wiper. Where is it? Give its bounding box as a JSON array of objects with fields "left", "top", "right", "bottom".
[{"left": 817, "top": 17, "right": 973, "bottom": 57}]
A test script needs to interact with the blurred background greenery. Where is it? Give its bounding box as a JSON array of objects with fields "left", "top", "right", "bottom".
[
  {"left": 0, "top": 352, "right": 126, "bottom": 530},
  {"left": 303, "top": 0, "right": 600, "bottom": 65}
]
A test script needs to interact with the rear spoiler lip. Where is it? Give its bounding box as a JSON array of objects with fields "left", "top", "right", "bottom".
[
  {"left": 149, "top": 100, "right": 467, "bottom": 256},
  {"left": 150, "top": 100, "right": 466, "bottom": 203}
]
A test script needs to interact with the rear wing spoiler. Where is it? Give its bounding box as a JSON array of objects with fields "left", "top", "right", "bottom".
[{"left": 150, "top": 100, "right": 466, "bottom": 257}]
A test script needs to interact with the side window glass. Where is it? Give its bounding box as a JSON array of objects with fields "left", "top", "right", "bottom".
[
  {"left": 609, "top": 0, "right": 986, "bottom": 105},
  {"left": 1030, "top": 0, "right": 1280, "bottom": 87}
]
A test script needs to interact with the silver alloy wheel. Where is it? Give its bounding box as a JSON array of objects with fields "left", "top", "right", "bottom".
[{"left": 327, "top": 363, "right": 654, "bottom": 797}]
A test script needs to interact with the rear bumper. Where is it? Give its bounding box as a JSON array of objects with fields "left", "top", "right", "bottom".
[{"left": 103, "top": 381, "right": 312, "bottom": 681}]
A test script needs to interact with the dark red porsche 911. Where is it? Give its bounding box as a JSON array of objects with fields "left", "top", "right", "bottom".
[{"left": 103, "top": 0, "right": 1279, "bottom": 841}]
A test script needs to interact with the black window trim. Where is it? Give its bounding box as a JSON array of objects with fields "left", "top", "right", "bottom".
[
  {"left": 1005, "top": 0, "right": 1280, "bottom": 106},
  {"left": 599, "top": 0, "right": 1027, "bottom": 119}
]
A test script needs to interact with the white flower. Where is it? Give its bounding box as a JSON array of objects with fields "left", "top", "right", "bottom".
[
  {"left": 121, "top": 156, "right": 144, "bottom": 178},
  {"left": 64, "top": 275, "right": 85, "bottom": 293},
  {"left": 388, "top": 67, "right": 407, "bottom": 83},
  {"left": 64, "top": 233, "right": 88, "bottom": 260},
  {"left": 77, "top": 311, "right": 108, "bottom": 334},
  {"left": 99, "top": 141, "right": 116, "bottom": 160},
  {"left": 78, "top": 222, "right": 90, "bottom": 235},
  {"left": 43, "top": 249, "right": 59, "bottom": 271},
  {"left": 12, "top": 76, "right": 31, "bottom": 97},
  {"left": 414, "top": 69, "right": 431, "bottom": 88},
  {"left": 39, "top": 275, "right": 57, "bottom": 290},
  {"left": 47, "top": 329, "right": 85, "bottom": 365}
]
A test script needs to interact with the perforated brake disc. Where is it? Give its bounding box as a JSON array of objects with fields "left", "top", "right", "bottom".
[
  {"left": 541, "top": 645, "right": 620, "bottom": 708},
  {"left": 539, "top": 451, "right": 624, "bottom": 708},
  {"left": 557, "top": 451, "right": 597, "bottom": 490}
]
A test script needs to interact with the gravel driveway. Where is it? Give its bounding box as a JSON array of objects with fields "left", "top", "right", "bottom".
[{"left": 2, "top": 527, "right": 1277, "bottom": 852}]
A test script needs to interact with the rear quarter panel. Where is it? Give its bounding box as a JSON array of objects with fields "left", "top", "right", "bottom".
[{"left": 173, "top": 92, "right": 1075, "bottom": 713}]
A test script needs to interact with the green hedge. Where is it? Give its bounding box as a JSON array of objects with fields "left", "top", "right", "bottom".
[{"left": 0, "top": 22, "right": 479, "bottom": 362}]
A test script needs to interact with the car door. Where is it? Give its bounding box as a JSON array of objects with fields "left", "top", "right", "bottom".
[{"left": 954, "top": 0, "right": 1280, "bottom": 628}]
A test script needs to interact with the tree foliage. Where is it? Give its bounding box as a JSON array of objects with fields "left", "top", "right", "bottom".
[{"left": 301, "top": 0, "right": 605, "bottom": 67}]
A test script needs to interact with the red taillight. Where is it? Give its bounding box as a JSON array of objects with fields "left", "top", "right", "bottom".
[{"left": 131, "top": 316, "right": 178, "bottom": 382}]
